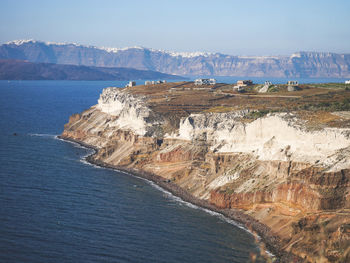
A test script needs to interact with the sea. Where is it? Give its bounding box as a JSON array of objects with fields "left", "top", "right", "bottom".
[{"left": 0, "top": 78, "right": 345, "bottom": 262}]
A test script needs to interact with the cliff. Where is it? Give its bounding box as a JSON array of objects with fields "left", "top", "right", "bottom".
[
  {"left": 2, "top": 40, "right": 350, "bottom": 78},
  {"left": 0, "top": 59, "right": 183, "bottom": 80},
  {"left": 62, "top": 83, "right": 350, "bottom": 262}
]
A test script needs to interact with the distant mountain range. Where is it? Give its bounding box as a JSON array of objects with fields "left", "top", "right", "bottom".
[
  {"left": 0, "top": 59, "right": 183, "bottom": 80},
  {"left": 1, "top": 40, "right": 350, "bottom": 78}
]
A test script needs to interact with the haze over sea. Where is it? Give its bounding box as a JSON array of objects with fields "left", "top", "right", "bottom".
[{"left": 0, "top": 80, "right": 272, "bottom": 263}]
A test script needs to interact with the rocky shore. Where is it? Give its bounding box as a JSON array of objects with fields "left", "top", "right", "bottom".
[
  {"left": 59, "top": 135, "right": 301, "bottom": 262},
  {"left": 61, "top": 83, "right": 350, "bottom": 262}
]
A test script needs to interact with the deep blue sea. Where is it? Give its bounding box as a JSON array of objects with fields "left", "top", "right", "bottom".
[{"left": 0, "top": 80, "right": 271, "bottom": 263}]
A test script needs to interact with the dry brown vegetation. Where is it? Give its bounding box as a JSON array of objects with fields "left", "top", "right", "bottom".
[{"left": 123, "top": 81, "right": 350, "bottom": 128}]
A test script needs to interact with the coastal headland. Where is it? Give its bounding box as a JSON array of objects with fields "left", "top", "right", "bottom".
[{"left": 61, "top": 81, "right": 350, "bottom": 262}]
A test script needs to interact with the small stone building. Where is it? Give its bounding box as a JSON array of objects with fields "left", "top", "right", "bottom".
[
  {"left": 126, "top": 81, "right": 136, "bottom": 87},
  {"left": 287, "top": 80, "right": 299, "bottom": 91},
  {"left": 237, "top": 80, "right": 253, "bottom": 86},
  {"left": 233, "top": 80, "right": 252, "bottom": 92}
]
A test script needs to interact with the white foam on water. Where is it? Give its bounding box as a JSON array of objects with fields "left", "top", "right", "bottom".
[
  {"left": 29, "top": 133, "right": 58, "bottom": 138},
  {"left": 55, "top": 136, "right": 88, "bottom": 149},
  {"left": 146, "top": 180, "right": 248, "bottom": 229},
  {"left": 80, "top": 156, "right": 101, "bottom": 169},
  {"left": 57, "top": 136, "right": 275, "bottom": 259},
  {"left": 56, "top": 136, "right": 104, "bottom": 169},
  {"left": 129, "top": 175, "right": 275, "bottom": 258}
]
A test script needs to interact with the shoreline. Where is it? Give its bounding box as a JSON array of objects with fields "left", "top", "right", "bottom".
[{"left": 58, "top": 135, "right": 302, "bottom": 262}]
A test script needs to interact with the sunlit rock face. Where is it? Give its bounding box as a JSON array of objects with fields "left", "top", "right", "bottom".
[
  {"left": 96, "top": 87, "right": 163, "bottom": 136},
  {"left": 173, "top": 112, "right": 350, "bottom": 171},
  {"left": 62, "top": 86, "right": 350, "bottom": 263}
]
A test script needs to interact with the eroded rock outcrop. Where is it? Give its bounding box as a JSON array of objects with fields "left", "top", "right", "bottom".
[
  {"left": 96, "top": 87, "right": 164, "bottom": 136},
  {"left": 62, "top": 87, "right": 350, "bottom": 262},
  {"left": 171, "top": 112, "right": 350, "bottom": 171}
]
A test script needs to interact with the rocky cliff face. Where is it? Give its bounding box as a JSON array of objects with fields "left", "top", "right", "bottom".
[
  {"left": 171, "top": 112, "right": 350, "bottom": 171},
  {"left": 62, "top": 87, "right": 350, "bottom": 262},
  {"left": 0, "top": 59, "right": 182, "bottom": 80},
  {"left": 2, "top": 40, "right": 350, "bottom": 78},
  {"left": 96, "top": 88, "right": 165, "bottom": 136}
]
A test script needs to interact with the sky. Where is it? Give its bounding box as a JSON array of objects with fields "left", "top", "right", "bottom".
[{"left": 0, "top": 0, "right": 349, "bottom": 56}]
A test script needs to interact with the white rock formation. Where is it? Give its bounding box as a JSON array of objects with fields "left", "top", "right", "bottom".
[
  {"left": 172, "top": 112, "right": 350, "bottom": 171},
  {"left": 95, "top": 87, "right": 350, "bottom": 171},
  {"left": 258, "top": 84, "right": 270, "bottom": 93},
  {"left": 175, "top": 111, "right": 250, "bottom": 141},
  {"left": 96, "top": 87, "right": 162, "bottom": 136}
]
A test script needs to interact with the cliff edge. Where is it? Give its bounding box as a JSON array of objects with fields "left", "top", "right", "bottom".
[{"left": 62, "top": 82, "right": 350, "bottom": 262}]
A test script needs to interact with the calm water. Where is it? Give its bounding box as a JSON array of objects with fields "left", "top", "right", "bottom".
[{"left": 0, "top": 80, "right": 269, "bottom": 263}]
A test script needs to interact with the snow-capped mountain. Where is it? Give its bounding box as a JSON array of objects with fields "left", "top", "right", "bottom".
[{"left": 1, "top": 40, "right": 350, "bottom": 77}]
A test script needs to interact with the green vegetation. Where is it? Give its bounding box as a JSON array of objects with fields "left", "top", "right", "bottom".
[
  {"left": 267, "top": 86, "right": 279, "bottom": 92},
  {"left": 245, "top": 109, "right": 279, "bottom": 120}
]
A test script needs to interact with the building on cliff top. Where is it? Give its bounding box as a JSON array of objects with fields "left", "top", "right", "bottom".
[
  {"left": 145, "top": 80, "right": 167, "bottom": 85},
  {"left": 236, "top": 80, "right": 253, "bottom": 86},
  {"left": 126, "top": 81, "right": 136, "bottom": 87},
  {"left": 194, "top": 78, "right": 216, "bottom": 85},
  {"left": 287, "top": 80, "right": 300, "bottom": 91},
  {"left": 233, "top": 80, "right": 253, "bottom": 92}
]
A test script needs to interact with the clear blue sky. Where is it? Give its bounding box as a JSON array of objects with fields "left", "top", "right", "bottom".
[{"left": 1, "top": 0, "right": 349, "bottom": 55}]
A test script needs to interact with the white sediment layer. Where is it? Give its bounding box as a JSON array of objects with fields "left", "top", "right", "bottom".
[
  {"left": 96, "top": 87, "right": 350, "bottom": 171},
  {"left": 96, "top": 87, "right": 162, "bottom": 136},
  {"left": 171, "top": 112, "right": 350, "bottom": 171}
]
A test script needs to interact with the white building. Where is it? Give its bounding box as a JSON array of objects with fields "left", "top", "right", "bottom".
[
  {"left": 209, "top": 78, "right": 216, "bottom": 85},
  {"left": 287, "top": 80, "right": 299, "bottom": 92},
  {"left": 287, "top": 80, "right": 299, "bottom": 86},
  {"left": 146, "top": 80, "right": 166, "bottom": 85},
  {"left": 194, "top": 79, "right": 203, "bottom": 85},
  {"left": 345, "top": 80, "right": 350, "bottom": 84},
  {"left": 125, "top": 81, "right": 136, "bottom": 87},
  {"left": 194, "top": 78, "right": 216, "bottom": 85},
  {"left": 237, "top": 80, "right": 253, "bottom": 86}
]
